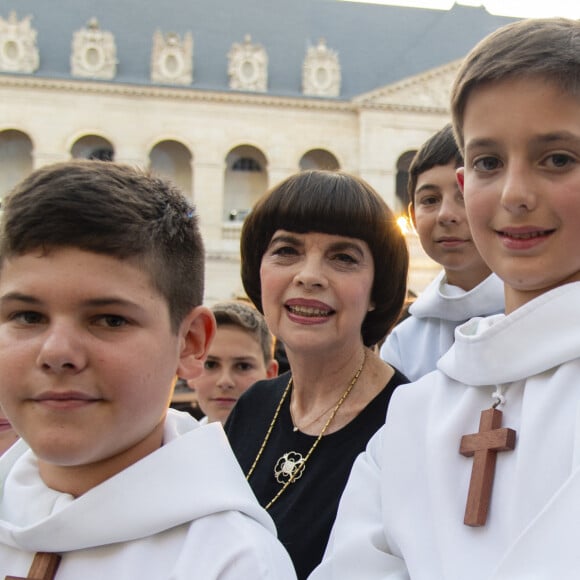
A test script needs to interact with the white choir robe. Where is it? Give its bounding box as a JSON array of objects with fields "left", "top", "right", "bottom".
[
  {"left": 0, "top": 409, "right": 296, "bottom": 580},
  {"left": 311, "top": 282, "right": 580, "bottom": 580},
  {"left": 380, "top": 271, "right": 504, "bottom": 381}
]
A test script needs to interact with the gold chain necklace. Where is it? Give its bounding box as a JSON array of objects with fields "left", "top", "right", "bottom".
[
  {"left": 246, "top": 350, "right": 367, "bottom": 510},
  {"left": 291, "top": 396, "right": 340, "bottom": 433}
]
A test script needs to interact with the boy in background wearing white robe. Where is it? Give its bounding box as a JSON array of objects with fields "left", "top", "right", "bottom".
[
  {"left": 0, "top": 160, "right": 296, "bottom": 579},
  {"left": 380, "top": 124, "right": 504, "bottom": 381},
  {"left": 310, "top": 17, "right": 580, "bottom": 580}
]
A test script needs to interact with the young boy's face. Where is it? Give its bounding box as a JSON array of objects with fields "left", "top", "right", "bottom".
[
  {"left": 412, "top": 161, "right": 491, "bottom": 291},
  {"left": 0, "top": 247, "right": 213, "bottom": 493},
  {"left": 458, "top": 76, "right": 580, "bottom": 313},
  {"left": 189, "top": 325, "right": 277, "bottom": 424}
]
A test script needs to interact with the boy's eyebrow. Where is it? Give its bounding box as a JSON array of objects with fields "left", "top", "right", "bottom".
[
  {"left": 465, "top": 131, "right": 580, "bottom": 154},
  {"left": 532, "top": 131, "right": 580, "bottom": 146},
  {"left": 81, "top": 297, "right": 143, "bottom": 309},
  {"left": 231, "top": 355, "right": 259, "bottom": 361},
  {"left": 0, "top": 292, "right": 40, "bottom": 305},
  {"left": 0, "top": 292, "right": 142, "bottom": 310},
  {"left": 464, "top": 137, "right": 497, "bottom": 155},
  {"left": 415, "top": 183, "right": 441, "bottom": 194},
  {"left": 206, "top": 353, "right": 258, "bottom": 360}
]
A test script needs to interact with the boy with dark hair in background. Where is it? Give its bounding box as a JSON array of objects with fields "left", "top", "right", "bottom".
[{"left": 380, "top": 123, "right": 503, "bottom": 381}]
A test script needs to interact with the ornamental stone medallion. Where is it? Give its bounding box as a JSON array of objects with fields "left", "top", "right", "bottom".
[
  {"left": 151, "top": 30, "right": 193, "bottom": 85},
  {"left": 71, "top": 18, "right": 117, "bottom": 80},
  {"left": 302, "top": 38, "right": 340, "bottom": 97},
  {"left": 0, "top": 12, "right": 39, "bottom": 73},
  {"left": 227, "top": 34, "right": 267, "bottom": 93}
]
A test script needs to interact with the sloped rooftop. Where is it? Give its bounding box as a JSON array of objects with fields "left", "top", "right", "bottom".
[{"left": 0, "top": 0, "right": 517, "bottom": 98}]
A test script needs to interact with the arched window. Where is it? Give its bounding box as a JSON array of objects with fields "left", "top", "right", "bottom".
[
  {"left": 71, "top": 135, "right": 115, "bottom": 161},
  {"left": 232, "top": 157, "right": 261, "bottom": 172},
  {"left": 395, "top": 150, "right": 417, "bottom": 212},
  {"left": 88, "top": 148, "right": 113, "bottom": 161},
  {"left": 224, "top": 145, "right": 268, "bottom": 221},
  {"left": 0, "top": 129, "right": 33, "bottom": 199},
  {"left": 149, "top": 140, "right": 193, "bottom": 199},
  {"left": 299, "top": 149, "right": 339, "bottom": 171}
]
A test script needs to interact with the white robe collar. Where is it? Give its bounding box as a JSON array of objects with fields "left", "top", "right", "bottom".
[
  {"left": 438, "top": 282, "right": 580, "bottom": 386},
  {"left": 410, "top": 271, "right": 504, "bottom": 322},
  {"left": 0, "top": 410, "right": 274, "bottom": 553}
]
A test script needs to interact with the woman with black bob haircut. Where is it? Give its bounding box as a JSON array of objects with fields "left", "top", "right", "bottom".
[
  {"left": 225, "top": 169, "right": 410, "bottom": 579},
  {"left": 240, "top": 170, "right": 408, "bottom": 347}
]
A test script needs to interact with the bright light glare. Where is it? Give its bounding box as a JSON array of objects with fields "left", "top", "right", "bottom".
[{"left": 397, "top": 215, "right": 414, "bottom": 235}]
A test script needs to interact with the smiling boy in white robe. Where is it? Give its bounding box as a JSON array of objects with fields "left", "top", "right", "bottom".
[{"left": 310, "top": 17, "right": 580, "bottom": 580}]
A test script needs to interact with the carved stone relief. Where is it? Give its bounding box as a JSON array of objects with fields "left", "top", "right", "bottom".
[
  {"left": 355, "top": 61, "right": 462, "bottom": 111},
  {"left": 227, "top": 35, "right": 267, "bottom": 93},
  {"left": 302, "top": 38, "right": 340, "bottom": 97},
  {"left": 71, "top": 18, "right": 117, "bottom": 80},
  {"left": 0, "top": 12, "right": 39, "bottom": 73},
  {"left": 151, "top": 30, "right": 193, "bottom": 85},
  {"left": 385, "top": 73, "right": 456, "bottom": 109}
]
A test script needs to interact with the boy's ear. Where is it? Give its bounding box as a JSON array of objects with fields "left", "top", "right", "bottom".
[
  {"left": 176, "top": 306, "right": 216, "bottom": 381},
  {"left": 456, "top": 167, "right": 465, "bottom": 193},
  {"left": 266, "top": 359, "right": 279, "bottom": 379}
]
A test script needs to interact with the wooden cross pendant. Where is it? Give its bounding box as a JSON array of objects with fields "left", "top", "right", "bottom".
[
  {"left": 459, "top": 407, "right": 516, "bottom": 527},
  {"left": 5, "top": 552, "right": 61, "bottom": 580}
]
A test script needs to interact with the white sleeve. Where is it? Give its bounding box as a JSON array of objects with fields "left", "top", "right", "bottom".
[
  {"left": 379, "top": 326, "right": 403, "bottom": 368},
  {"left": 308, "top": 427, "right": 410, "bottom": 580},
  {"left": 172, "top": 511, "right": 297, "bottom": 580}
]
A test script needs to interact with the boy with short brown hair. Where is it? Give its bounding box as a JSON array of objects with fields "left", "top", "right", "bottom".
[
  {"left": 0, "top": 160, "right": 296, "bottom": 579},
  {"left": 311, "top": 17, "right": 580, "bottom": 580},
  {"left": 189, "top": 300, "right": 278, "bottom": 425}
]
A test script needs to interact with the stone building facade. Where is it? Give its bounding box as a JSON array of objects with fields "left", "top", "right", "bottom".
[{"left": 0, "top": 0, "right": 517, "bottom": 301}]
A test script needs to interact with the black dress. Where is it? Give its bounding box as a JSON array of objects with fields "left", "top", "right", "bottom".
[{"left": 225, "top": 368, "right": 408, "bottom": 579}]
